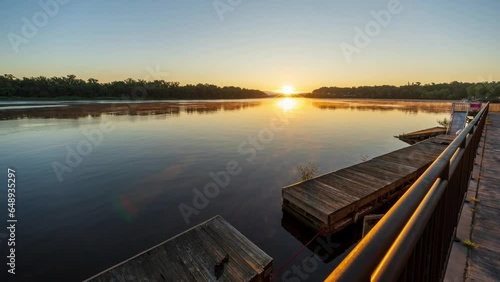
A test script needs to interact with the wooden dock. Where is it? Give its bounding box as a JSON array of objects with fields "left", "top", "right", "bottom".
[
  {"left": 467, "top": 113, "right": 500, "bottom": 281},
  {"left": 282, "top": 135, "right": 456, "bottom": 234},
  {"left": 85, "top": 216, "right": 273, "bottom": 282},
  {"left": 396, "top": 126, "right": 447, "bottom": 144}
]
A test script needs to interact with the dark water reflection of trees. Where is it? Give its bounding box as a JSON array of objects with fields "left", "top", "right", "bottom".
[
  {"left": 0, "top": 101, "right": 262, "bottom": 120},
  {"left": 313, "top": 100, "right": 451, "bottom": 114}
]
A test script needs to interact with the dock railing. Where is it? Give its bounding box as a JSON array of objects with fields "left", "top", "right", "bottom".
[
  {"left": 452, "top": 102, "right": 470, "bottom": 112},
  {"left": 326, "top": 102, "right": 490, "bottom": 282}
]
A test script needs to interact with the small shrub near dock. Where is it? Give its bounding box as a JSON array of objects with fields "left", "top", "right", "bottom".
[
  {"left": 463, "top": 239, "right": 478, "bottom": 249},
  {"left": 297, "top": 162, "right": 319, "bottom": 181}
]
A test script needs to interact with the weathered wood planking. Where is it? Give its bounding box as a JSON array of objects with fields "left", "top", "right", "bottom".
[
  {"left": 282, "top": 135, "right": 455, "bottom": 234},
  {"left": 396, "top": 126, "right": 447, "bottom": 144},
  {"left": 466, "top": 113, "right": 500, "bottom": 281},
  {"left": 85, "top": 216, "right": 273, "bottom": 282}
]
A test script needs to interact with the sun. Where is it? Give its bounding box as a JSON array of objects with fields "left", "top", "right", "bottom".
[{"left": 281, "top": 85, "right": 295, "bottom": 95}]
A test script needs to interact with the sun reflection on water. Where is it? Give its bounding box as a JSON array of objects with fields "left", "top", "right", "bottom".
[{"left": 276, "top": 98, "right": 299, "bottom": 112}]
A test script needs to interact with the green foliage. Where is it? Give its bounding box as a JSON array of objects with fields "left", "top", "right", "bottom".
[
  {"left": 462, "top": 239, "right": 477, "bottom": 249},
  {"left": 437, "top": 117, "right": 449, "bottom": 127},
  {"left": 470, "top": 197, "right": 480, "bottom": 203},
  {"left": 297, "top": 162, "right": 319, "bottom": 181},
  {"left": 0, "top": 74, "right": 268, "bottom": 100},
  {"left": 308, "top": 81, "right": 500, "bottom": 100}
]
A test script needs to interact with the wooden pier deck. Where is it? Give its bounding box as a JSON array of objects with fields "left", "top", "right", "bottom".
[
  {"left": 467, "top": 113, "right": 500, "bottom": 281},
  {"left": 396, "top": 126, "right": 447, "bottom": 144},
  {"left": 85, "top": 216, "right": 273, "bottom": 282},
  {"left": 282, "top": 135, "right": 456, "bottom": 234}
]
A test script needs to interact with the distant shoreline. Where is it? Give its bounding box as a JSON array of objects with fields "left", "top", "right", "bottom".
[
  {"left": 0, "top": 96, "right": 272, "bottom": 102},
  {"left": 301, "top": 96, "right": 499, "bottom": 103},
  {"left": 1, "top": 97, "right": 498, "bottom": 104}
]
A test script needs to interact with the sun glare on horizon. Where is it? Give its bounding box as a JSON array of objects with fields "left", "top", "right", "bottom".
[{"left": 280, "top": 85, "right": 295, "bottom": 95}]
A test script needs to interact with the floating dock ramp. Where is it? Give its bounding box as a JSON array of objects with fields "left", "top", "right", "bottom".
[
  {"left": 396, "top": 126, "right": 447, "bottom": 145},
  {"left": 447, "top": 102, "right": 475, "bottom": 135},
  {"left": 448, "top": 112, "right": 468, "bottom": 135},
  {"left": 282, "top": 135, "right": 455, "bottom": 234},
  {"left": 85, "top": 216, "right": 273, "bottom": 282}
]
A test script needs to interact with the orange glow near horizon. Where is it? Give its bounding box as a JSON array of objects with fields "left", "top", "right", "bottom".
[
  {"left": 278, "top": 85, "right": 296, "bottom": 95},
  {"left": 276, "top": 98, "right": 299, "bottom": 112}
]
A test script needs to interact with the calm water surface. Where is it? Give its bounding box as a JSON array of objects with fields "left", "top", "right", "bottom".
[{"left": 0, "top": 98, "right": 451, "bottom": 281}]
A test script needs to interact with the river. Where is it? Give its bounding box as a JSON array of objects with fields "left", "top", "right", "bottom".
[{"left": 0, "top": 98, "right": 451, "bottom": 281}]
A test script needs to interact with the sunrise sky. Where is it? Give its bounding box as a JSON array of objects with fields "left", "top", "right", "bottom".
[{"left": 0, "top": 0, "right": 498, "bottom": 92}]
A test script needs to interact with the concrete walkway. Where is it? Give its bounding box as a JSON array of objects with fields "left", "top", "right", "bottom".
[
  {"left": 444, "top": 125, "right": 482, "bottom": 282},
  {"left": 466, "top": 113, "right": 500, "bottom": 281}
]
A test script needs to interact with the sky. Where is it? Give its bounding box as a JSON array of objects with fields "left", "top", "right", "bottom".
[{"left": 0, "top": 0, "right": 499, "bottom": 92}]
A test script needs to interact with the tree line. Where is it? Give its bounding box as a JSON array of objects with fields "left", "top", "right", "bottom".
[
  {"left": 0, "top": 74, "right": 269, "bottom": 100},
  {"left": 307, "top": 81, "right": 500, "bottom": 101}
]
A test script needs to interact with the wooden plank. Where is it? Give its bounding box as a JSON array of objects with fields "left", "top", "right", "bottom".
[
  {"left": 288, "top": 180, "right": 356, "bottom": 208},
  {"left": 285, "top": 182, "right": 349, "bottom": 212},
  {"left": 335, "top": 167, "right": 392, "bottom": 187},
  {"left": 359, "top": 159, "right": 411, "bottom": 176},
  {"left": 370, "top": 159, "right": 417, "bottom": 176},
  {"left": 214, "top": 218, "right": 273, "bottom": 273},
  {"left": 85, "top": 216, "right": 272, "bottom": 282},
  {"left": 333, "top": 171, "right": 395, "bottom": 205},
  {"left": 91, "top": 255, "right": 151, "bottom": 282},
  {"left": 310, "top": 180, "right": 359, "bottom": 206},
  {"left": 376, "top": 148, "right": 438, "bottom": 169},
  {"left": 412, "top": 143, "right": 449, "bottom": 158},
  {"left": 415, "top": 143, "right": 447, "bottom": 156},
  {"left": 158, "top": 244, "right": 198, "bottom": 281},
  {"left": 349, "top": 163, "right": 406, "bottom": 184},
  {"left": 310, "top": 180, "right": 361, "bottom": 223},
  {"left": 282, "top": 201, "right": 327, "bottom": 231},
  {"left": 283, "top": 190, "right": 330, "bottom": 223},
  {"left": 161, "top": 237, "right": 202, "bottom": 281},
  {"left": 427, "top": 135, "right": 455, "bottom": 145},
  {"left": 174, "top": 228, "right": 234, "bottom": 281},
  {"left": 205, "top": 218, "right": 273, "bottom": 280},
  {"left": 347, "top": 160, "right": 416, "bottom": 201},
  {"left": 206, "top": 217, "right": 272, "bottom": 280},
  {"left": 467, "top": 113, "right": 500, "bottom": 281},
  {"left": 317, "top": 174, "right": 376, "bottom": 199},
  {"left": 282, "top": 189, "right": 335, "bottom": 219},
  {"left": 192, "top": 227, "right": 254, "bottom": 281},
  {"left": 401, "top": 126, "right": 447, "bottom": 136},
  {"left": 397, "top": 127, "right": 447, "bottom": 144},
  {"left": 199, "top": 225, "right": 260, "bottom": 281},
  {"left": 390, "top": 142, "right": 444, "bottom": 159},
  {"left": 324, "top": 170, "right": 405, "bottom": 227},
  {"left": 282, "top": 136, "right": 450, "bottom": 235},
  {"left": 314, "top": 175, "right": 377, "bottom": 225},
  {"left": 172, "top": 229, "right": 225, "bottom": 281},
  {"left": 379, "top": 147, "right": 435, "bottom": 163}
]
